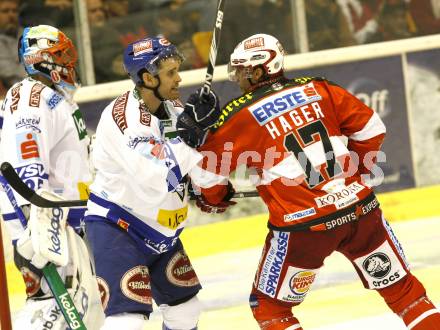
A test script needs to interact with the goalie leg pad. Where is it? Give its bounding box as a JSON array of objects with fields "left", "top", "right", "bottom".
[
  {"left": 29, "top": 189, "right": 70, "bottom": 267},
  {"left": 160, "top": 295, "right": 202, "bottom": 330},
  {"left": 13, "top": 298, "right": 67, "bottom": 330},
  {"left": 100, "top": 313, "right": 148, "bottom": 330}
]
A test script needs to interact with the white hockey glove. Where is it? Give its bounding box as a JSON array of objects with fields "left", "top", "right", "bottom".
[{"left": 16, "top": 189, "right": 69, "bottom": 269}]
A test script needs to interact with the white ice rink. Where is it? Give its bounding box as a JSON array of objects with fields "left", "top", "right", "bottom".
[
  {"left": 146, "top": 216, "right": 440, "bottom": 329},
  {"left": 7, "top": 216, "right": 440, "bottom": 329}
]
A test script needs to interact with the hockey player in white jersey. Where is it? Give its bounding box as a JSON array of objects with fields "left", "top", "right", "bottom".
[
  {"left": 83, "top": 36, "right": 215, "bottom": 330},
  {"left": 0, "top": 25, "right": 103, "bottom": 329}
]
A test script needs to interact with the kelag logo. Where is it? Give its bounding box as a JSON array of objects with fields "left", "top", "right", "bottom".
[{"left": 347, "top": 78, "right": 390, "bottom": 118}]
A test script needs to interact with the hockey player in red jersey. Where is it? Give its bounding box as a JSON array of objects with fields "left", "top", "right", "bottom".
[{"left": 177, "top": 33, "right": 440, "bottom": 330}]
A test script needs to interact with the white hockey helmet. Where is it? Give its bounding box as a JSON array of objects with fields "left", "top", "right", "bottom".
[{"left": 228, "top": 33, "right": 285, "bottom": 82}]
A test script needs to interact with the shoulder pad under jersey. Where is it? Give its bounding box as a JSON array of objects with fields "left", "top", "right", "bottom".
[{"left": 287, "top": 76, "right": 342, "bottom": 88}]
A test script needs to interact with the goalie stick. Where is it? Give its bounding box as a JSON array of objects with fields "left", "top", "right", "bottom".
[
  {"left": 0, "top": 175, "right": 87, "bottom": 330},
  {"left": 1, "top": 162, "right": 259, "bottom": 208}
]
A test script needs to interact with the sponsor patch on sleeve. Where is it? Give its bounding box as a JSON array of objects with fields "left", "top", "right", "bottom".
[{"left": 47, "top": 92, "right": 63, "bottom": 110}]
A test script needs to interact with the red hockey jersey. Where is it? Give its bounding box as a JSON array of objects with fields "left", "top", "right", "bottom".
[{"left": 191, "top": 77, "right": 386, "bottom": 230}]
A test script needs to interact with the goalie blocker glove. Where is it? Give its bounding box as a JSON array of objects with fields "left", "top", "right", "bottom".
[{"left": 177, "top": 88, "right": 220, "bottom": 148}]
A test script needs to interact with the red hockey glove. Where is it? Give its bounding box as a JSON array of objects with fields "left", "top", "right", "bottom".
[
  {"left": 195, "top": 195, "right": 236, "bottom": 213},
  {"left": 195, "top": 182, "right": 237, "bottom": 214}
]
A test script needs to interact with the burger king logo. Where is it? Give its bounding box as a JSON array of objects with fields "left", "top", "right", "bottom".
[{"left": 289, "top": 270, "right": 316, "bottom": 296}]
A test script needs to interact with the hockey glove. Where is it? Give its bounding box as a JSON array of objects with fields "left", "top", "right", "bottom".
[
  {"left": 176, "top": 88, "right": 221, "bottom": 148},
  {"left": 194, "top": 182, "right": 237, "bottom": 214},
  {"left": 176, "top": 112, "right": 207, "bottom": 148},
  {"left": 185, "top": 87, "right": 220, "bottom": 128}
]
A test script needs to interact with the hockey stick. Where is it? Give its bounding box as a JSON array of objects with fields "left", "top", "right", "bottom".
[
  {"left": 0, "top": 176, "right": 87, "bottom": 330},
  {"left": 1, "top": 162, "right": 259, "bottom": 208},
  {"left": 1, "top": 162, "right": 87, "bottom": 207},
  {"left": 201, "top": 0, "right": 226, "bottom": 97}
]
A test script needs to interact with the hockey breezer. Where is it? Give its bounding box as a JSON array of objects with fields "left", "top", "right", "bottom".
[{"left": 0, "top": 162, "right": 259, "bottom": 208}]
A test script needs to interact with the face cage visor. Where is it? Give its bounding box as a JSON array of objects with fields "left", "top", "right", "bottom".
[
  {"left": 227, "top": 62, "right": 253, "bottom": 82},
  {"left": 145, "top": 47, "right": 185, "bottom": 76}
]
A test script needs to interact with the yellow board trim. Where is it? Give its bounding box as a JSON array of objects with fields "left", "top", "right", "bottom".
[{"left": 181, "top": 184, "right": 440, "bottom": 258}]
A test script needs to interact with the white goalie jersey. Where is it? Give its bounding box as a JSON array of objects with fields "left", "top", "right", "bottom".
[
  {"left": 85, "top": 90, "right": 203, "bottom": 254},
  {"left": 0, "top": 77, "right": 92, "bottom": 242}
]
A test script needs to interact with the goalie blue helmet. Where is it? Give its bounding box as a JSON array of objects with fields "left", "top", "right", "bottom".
[{"left": 123, "top": 36, "right": 184, "bottom": 86}]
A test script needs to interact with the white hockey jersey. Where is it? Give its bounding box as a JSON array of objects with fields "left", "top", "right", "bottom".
[
  {"left": 85, "top": 90, "right": 202, "bottom": 254},
  {"left": 0, "top": 77, "right": 92, "bottom": 242}
]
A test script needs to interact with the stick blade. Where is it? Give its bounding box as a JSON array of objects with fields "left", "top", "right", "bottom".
[{"left": 0, "top": 162, "right": 87, "bottom": 208}]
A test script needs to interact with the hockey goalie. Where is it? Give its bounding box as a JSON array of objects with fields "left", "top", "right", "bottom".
[{"left": 0, "top": 25, "right": 104, "bottom": 329}]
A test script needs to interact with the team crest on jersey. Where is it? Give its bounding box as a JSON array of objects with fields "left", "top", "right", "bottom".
[
  {"left": 120, "top": 266, "right": 152, "bottom": 304},
  {"left": 166, "top": 251, "right": 199, "bottom": 287}
]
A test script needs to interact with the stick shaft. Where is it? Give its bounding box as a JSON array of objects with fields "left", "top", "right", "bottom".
[
  {"left": 1, "top": 162, "right": 259, "bottom": 209},
  {"left": 202, "top": 0, "right": 226, "bottom": 96}
]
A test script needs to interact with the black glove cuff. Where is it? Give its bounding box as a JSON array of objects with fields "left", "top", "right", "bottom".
[{"left": 223, "top": 181, "right": 235, "bottom": 202}]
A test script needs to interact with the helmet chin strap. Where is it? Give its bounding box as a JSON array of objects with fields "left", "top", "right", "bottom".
[
  {"left": 247, "top": 71, "right": 284, "bottom": 92},
  {"left": 144, "top": 76, "right": 165, "bottom": 101}
]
